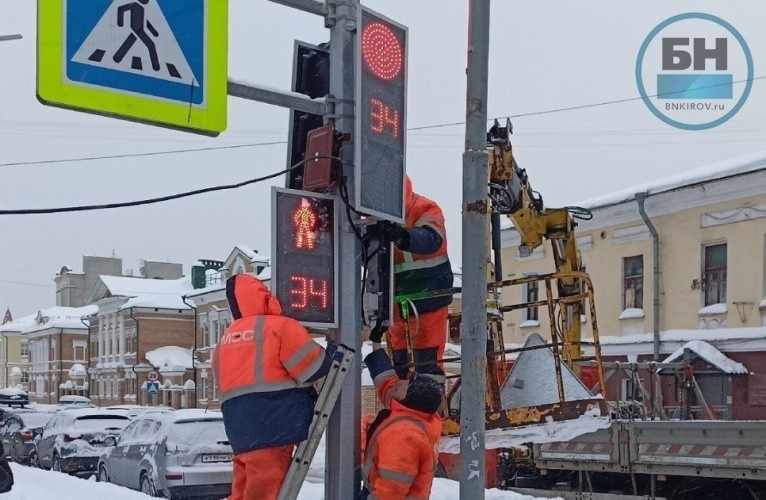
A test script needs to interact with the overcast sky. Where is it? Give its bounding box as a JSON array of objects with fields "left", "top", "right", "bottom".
[{"left": 1, "top": 1, "right": 765, "bottom": 316}]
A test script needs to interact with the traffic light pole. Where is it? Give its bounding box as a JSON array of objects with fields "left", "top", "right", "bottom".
[
  {"left": 461, "top": 0, "right": 491, "bottom": 497},
  {"left": 325, "top": 0, "right": 362, "bottom": 498}
]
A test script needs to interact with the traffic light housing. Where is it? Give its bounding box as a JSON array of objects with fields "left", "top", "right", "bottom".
[
  {"left": 287, "top": 41, "right": 330, "bottom": 190},
  {"left": 355, "top": 7, "right": 408, "bottom": 222},
  {"left": 272, "top": 187, "right": 338, "bottom": 328}
]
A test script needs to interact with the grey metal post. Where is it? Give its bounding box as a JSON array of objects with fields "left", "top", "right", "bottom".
[
  {"left": 461, "top": 0, "right": 490, "bottom": 497},
  {"left": 325, "top": 0, "right": 362, "bottom": 498}
]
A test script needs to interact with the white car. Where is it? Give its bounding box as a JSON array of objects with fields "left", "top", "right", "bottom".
[{"left": 98, "top": 409, "right": 232, "bottom": 499}]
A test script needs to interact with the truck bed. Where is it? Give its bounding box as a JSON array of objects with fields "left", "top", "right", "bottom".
[{"left": 534, "top": 420, "right": 766, "bottom": 480}]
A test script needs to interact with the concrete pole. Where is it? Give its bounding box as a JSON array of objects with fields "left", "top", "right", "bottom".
[
  {"left": 461, "top": 0, "right": 491, "bottom": 497},
  {"left": 325, "top": 0, "right": 362, "bottom": 498}
]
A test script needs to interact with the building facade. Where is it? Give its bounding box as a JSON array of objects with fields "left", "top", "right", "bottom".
[
  {"left": 23, "top": 306, "right": 97, "bottom": 404},
  {"left": 187, "top": 246, "right": 269, "bottom": 411},
  {"left": 86, "top": 275, "right": 195, "bottom": 408},
  {"left": 499, "top": 154, "right": 766, "bottom": 343},
  {"left": 498, "top": 153, "right": 766, "bottom": 419}
]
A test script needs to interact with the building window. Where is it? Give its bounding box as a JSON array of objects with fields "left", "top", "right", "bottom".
[
  {"left": 35, "top": 376, "right": 45, "bottom": 396},
  {"left": 73, "top": 341, "right": 86, "bottom": 361},
  {"left": 20, "top": 342, "right": 30, "bottom": 357},
  {"left": 523, "top": 274, "right": 539, "bottom": 322},
  {"left": 623, "top": 256, "right": 644, "bottom": 309},
  {"left": 704, "top": 243, "right": 727, "bottom": 306},
  {"left": 200, "top": 370, "right": 208, "bottom": 401}
]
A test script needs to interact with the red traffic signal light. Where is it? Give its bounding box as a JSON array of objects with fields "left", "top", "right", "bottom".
[
  {"left": 272, "top": 188, "right": 338, "bottom": 328},
  {"left": 355, "top": 7, "right": 408, "bottom": 223}
]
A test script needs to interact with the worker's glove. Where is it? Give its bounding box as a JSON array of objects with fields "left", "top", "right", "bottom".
[
  {"left": 369, "top": 318, "right": 386, "bottom": 343},
  {"left": 381, "top": 221, "right": 410, "bottom": 250}
]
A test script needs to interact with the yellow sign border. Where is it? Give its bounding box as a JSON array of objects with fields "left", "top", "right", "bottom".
[{"left": 37, "top": 0, "right": 227, "bottom": 136}]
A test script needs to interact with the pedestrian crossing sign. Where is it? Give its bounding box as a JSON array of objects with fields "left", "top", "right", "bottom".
[{"left": 37, "top": 0, "right": 227, "bottom": 136}]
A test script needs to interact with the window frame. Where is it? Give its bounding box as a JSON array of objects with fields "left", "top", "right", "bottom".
[
  {"left": 522, "top": 273, "right": 539, "bottom": 322},
  {"left": 623, "top": 255, "right": 644, "bottom": 310},
  {"left": 703, "top": 243, "right": 727, "bottom": 306}
]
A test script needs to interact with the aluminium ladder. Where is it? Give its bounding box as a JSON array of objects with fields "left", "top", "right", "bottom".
[{"left": 278, "top": 344, "right": 355, "bottom": 500}]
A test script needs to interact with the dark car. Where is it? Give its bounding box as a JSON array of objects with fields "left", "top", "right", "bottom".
[
  {"left": 0, "top": 412, "right": 54, "bottom": 465},
  {"left": 36, "top": 408, "right": 129, "bottom": 477},
  {"left": 0, "top": 388, "right": 29, "bottom": 408}
]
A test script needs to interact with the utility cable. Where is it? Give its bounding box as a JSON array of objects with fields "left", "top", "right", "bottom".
[
  {"left": 5, "top": 75, "right": 764, "bottom": 167},
  {"left": 0, "top": 156, "right": 334, "bottom": 215}
]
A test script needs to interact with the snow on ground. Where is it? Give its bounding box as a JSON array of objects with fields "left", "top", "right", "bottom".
[
  {"left": 8, "top": 463, "right": 556, "bottom": 500},
  {"left": 6, "top": 463, "right": 149, "bottom": 500}
]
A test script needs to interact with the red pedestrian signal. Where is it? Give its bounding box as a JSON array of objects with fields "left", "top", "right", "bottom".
[
  {"left": 355, "top": 7, "right": 408, "bottom": 223},
  {"left": 272, "top": 188, "right": 338, "bottom": 328}
]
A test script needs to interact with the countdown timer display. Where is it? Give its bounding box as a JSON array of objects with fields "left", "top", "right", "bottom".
[
  {"left": 355, "top": 6, "right": 408, "bottom": 223},
  {"left": 272, "top": 187, "right": 338, "bottom": 328}
]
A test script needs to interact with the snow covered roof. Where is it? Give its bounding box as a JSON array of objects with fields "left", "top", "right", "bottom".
[
  {"left": 662, "top": 340, "right": 749, "bottom": 374},
  {"left": 234, "top": 244, "right": 270, "bottom": 264},
  {"left": 0, "top": 313, "right": 36, "bottom": 333},
  {"left": 595, "top": 326, "right": 766, "bottom": 346},
  {"left": 98, "top": 275, "right": 195, "bottom": 310},
  {"left": 501, "top": 150, "right": 766, "bottom": 230},
  {"left": 577, "top": 150, "right": 766, "bottom": 209},
  {"left": 145, "top": 346, "right": 194, "bottom": 372},
  {"left": 20, "top": 305, "right": 98, "bottom": 334}
]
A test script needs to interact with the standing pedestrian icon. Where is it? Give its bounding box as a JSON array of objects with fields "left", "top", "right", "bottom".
[
  {"left": 38, "top": 0, "right": 228, "bottom": 135},
  {"left": 71, "top": 0, "right": 199, "bottom": 92}
]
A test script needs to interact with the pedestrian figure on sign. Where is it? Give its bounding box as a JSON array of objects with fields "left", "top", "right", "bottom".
[{"left": 114, "top": 0, "right": 160, "bottom": 71}]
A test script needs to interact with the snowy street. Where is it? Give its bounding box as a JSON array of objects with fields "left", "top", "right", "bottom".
[{"left": 6, "top": 463, "right": 555, "bottom": 499}]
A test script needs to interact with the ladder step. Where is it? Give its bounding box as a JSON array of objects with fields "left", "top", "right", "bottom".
[{"left": 277, "top": 344, "right": 355, "bottom": 500}]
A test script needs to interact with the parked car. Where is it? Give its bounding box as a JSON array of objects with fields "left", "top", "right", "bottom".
[
  {"left": 0, "top": 388, "right": 29, "bottom": 408},
  {"left": 0, "top": 405, "right": 36, "bottom": 424},
  {"left": 0, "top": 412, "right": 53, "bottom": 464},
  {"left": 98, "top": 409, "right": 232, "bottom": 499},
  {"left": 57, "top": 395, "right": 94, "bottom": 408},
  {"left": 35, "top": 408, "right": 129, "bottom": 477},
  {"left": 124, "top": 406, "right": 174, "bottom": 420}
]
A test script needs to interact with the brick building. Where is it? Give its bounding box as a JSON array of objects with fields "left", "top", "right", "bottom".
[
  {"left": 24, "top": 305, "right": 97, "bottom": 404},
  {"left": 86, "top": 275, "right": 195, "bottom": 407}
]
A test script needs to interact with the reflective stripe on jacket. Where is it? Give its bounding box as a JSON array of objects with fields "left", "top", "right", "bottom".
[
  {"left": 212, "top": 314, "right": 325, "bottom": 403},
  {"left": 394, "top": 193, "right": 453, "bottom": 314},
  {"left": 362, "top": 400, "right": 442, "bottom": 500},
  {"left": 211, "top": 274, "right": 331, "bottom": 454}
]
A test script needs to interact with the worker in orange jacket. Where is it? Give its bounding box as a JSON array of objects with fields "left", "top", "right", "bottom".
[
  {"left": 362, "top": 344, "right": 443, "bottom": 499},
  {"left": 373, "top": 175, "right": 453, "bottom": 383},
  {"left": 212, "top": 274, "right": 334, "bottom": 500}
]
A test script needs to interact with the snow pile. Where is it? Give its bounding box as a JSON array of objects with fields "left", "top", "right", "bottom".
[
  {"left": 6, "top": 463, "right": 150, "bottom": 500},
  {"left": 145, "top": 346, "right": 193, "bottom": 372},
  {"left": 439, "top": 408, "right": 611, "bottom": 453},
  {"left": 662, "top": 340, "right": 749, "bottom": 374},
  {"left": 69, "top": 363, "right": 87, "bottom": 377}
]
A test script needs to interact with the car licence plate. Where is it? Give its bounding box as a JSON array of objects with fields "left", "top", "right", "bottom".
[{"left": 202, "top": 454, "right": 232, "bottom": 463}]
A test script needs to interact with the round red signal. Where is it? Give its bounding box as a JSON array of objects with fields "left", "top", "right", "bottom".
[{"left": 361, "top": 22, "right": 403, "bottom": 81}]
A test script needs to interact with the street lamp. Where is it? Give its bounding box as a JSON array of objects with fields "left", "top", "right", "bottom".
[{"left": 0, "top": 34, "right": 22, "bottom": 42}]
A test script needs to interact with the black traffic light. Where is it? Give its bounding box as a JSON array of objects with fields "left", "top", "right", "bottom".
[{"left": 287, "top": 41, "right": 330, "bottom": 190}]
